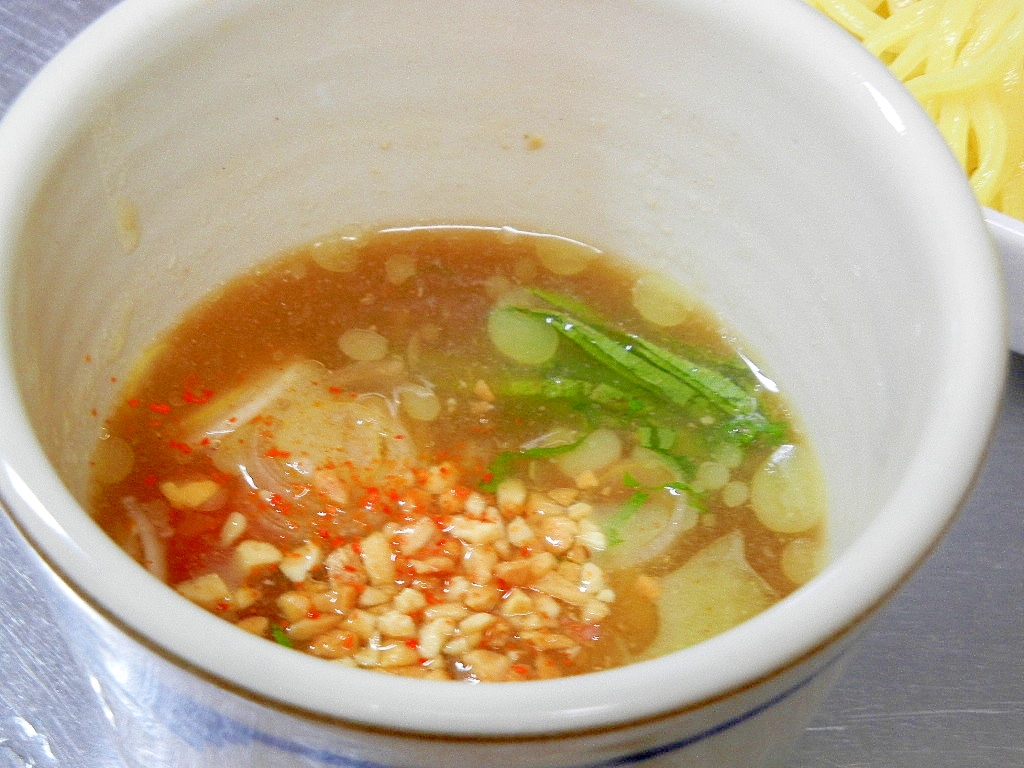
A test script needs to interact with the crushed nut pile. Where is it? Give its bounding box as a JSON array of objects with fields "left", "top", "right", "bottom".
[{"left": 174, "top": 462, "right": 613, "bottom": 682}]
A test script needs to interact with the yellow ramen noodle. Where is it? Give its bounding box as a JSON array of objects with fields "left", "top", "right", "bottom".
[{"left": 806, "top": 0, "right": 1024, "bottom": 218}]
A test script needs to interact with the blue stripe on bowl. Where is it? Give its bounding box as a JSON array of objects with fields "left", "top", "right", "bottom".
[{"left": 160, "top": 653, "right": 840, "bottom": 768}]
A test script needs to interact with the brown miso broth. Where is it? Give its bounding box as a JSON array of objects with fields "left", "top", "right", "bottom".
[{"left": 89, "top": 225, "right": 827, "bottom": 681}]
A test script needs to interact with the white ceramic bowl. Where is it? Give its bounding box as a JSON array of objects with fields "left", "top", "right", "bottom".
[
  {"left": 985, "top": 207, "right": 1024, "bottom": 353},
  {"left": 0, "top": 0, "right": 1006, "bottom": 766}
]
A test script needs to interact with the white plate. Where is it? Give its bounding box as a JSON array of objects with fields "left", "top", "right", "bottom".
[{"left": 985, "top": 207, "right": 1024, "bottom": 354}]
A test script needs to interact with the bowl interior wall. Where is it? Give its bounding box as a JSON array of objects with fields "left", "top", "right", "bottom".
[{"left": 12, "top": 0, "right": 943, "bottom": 557}]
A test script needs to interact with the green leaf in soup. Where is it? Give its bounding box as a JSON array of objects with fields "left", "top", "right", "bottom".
[
  {"left": 479, "top": 436, "right": 585, "bottom": 493},
  {"left": 494, "top": 376, "right": 657, "bottom": 424},
  {"left": 271, "top": 624, "right": 294, "bottom": 649},
  {"left": 516, "top": 288, "right": 786, "bottom": 446},
  {"left": 605, "top": 491, "right": 651, "bottom": 546},
  {"left": 508, "top": 305, "right": 704, "bottom": 409}
]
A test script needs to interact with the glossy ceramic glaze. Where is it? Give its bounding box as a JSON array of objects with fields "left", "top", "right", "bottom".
[{"left": 985, "top": 207, "right": 1024, "bottom": 353}]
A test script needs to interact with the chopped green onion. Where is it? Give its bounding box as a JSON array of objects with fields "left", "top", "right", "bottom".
[
  {"left": 497, "top": 377, "right": 632, "bottom": 405},
  {"left": 270, "top": 624, "right": 293, "bottom": 649},
  {"left": 479, "top": 437, "right": 584, "bottom": 492},
  {"left": 606, "top": 491, "right": 651, "bottom": 546},
  {"left": 622, "top": 472, "right": 641, "bottom": 488},
  {"left": 636, "top": 425, "right": 677, "bottom": 451}
]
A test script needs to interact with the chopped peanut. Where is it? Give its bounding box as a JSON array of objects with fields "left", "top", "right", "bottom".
[
  {"left": 236, "top": 616, "right": 270, "bottom": 636},
  {"left": 276, "top": 591, "right": 313, "bottom": 622},
  {"left": 176, "top": 573, "right": 231, "bottom": 608},
  {"left": 171, "top": 454, "right": 619, "bottom": 681},
  {"left": 219, "top": 511, "right": 248, "bottom": 546},
  {"left": 279, "top": 541, "right": 323, "bottom": 583},
  {"left": 461, "top": 649, "right": 512, "bottom": 682},
  {"left": 160, "top": 479, "right": 222, "bottom": 510},
  {"left": 235, "top": 540, "right": 283, "bottom": 574},
  {"left": 360, "top": 532, "right": 396, "bottom": 585},
  {"left": 495, "top": 478, "right": 527, "bottom": 512},
  {"left": 287, "top": 615, "right": 342, "bottom": 642}
]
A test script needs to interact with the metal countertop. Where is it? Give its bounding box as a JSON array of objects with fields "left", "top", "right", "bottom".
[{"left": 1, "top": 2, "right": 1022, "bottom": 766}]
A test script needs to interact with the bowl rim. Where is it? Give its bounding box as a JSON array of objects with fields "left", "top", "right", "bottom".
[
  {"left": 984, "top": 206, "right": 1024, "bottom": 354},
  {"left": 0, "top": 0, "right": 1007, "bottom": 738}
]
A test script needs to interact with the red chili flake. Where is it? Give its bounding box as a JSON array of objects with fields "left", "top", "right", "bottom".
[
  {"left": 343, "top": 634, "right": 356, "bottom": 649},
  {"left": 143, "top": 475, "right": 157, "bottom": 486},
  {"left": 511, "top": 664, "right": 530, "bottom": 676},
  {"left": 264, "top": 446, "right": 291, "bottom": 459},
  {"left": 351, "top": 540, "right": 362, "bottom": 555},
  {"left": 168, "top": 440, "right": 193, "bottom": 454},
  {"left": 148, "top": 402, "right": 172, "bottom": 414},
  {"left": 183, "top": 388, "right": 214, "bottom": 404},
  {"left": 495, "top": 578, "right": 511, "bottom": 592},
  {"left": 215, "top": 600, "right": 230, "bottom": 612},
  {"left": 328, "top": 386, "right": 343, "bottom": 394},
  {"left": 404, "top": 638, "right": 420, "bottom": 649},
  {"left": 199, "top": 437, "right": 212, "bottom": 447},
  {"left": 306, "top": 608, "right": 321, "bottom": 620},
  {"left": 110, "top": 376, "right": 119, "bottom": 383},
  {"left": 127, "top": 398, "right": 141, "bottom": 408},
  {"left": 423, "top": 591, "right": 444, "bottom": 605},
  {"left": 266, "top": 493, "right": 291, "bottom": 514},
  {"left": 394, "top": 434, "right": 406, "bottom": 440},
  {"left": 321, "top": 528, "right": 344, "bottom": 546}
]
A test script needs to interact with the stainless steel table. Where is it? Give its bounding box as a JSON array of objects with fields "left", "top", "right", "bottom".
[{"left": 2, "top": 2, "right": 1022, "bottom": 766}]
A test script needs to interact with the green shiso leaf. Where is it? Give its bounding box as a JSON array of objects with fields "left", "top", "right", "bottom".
[{"left": 508, "top": 289, "right": 768, "bottom": 427}]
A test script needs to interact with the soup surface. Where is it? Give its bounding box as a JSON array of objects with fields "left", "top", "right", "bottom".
[{"left": 90, "top": 225, "right": 827, "bottom": 681}]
